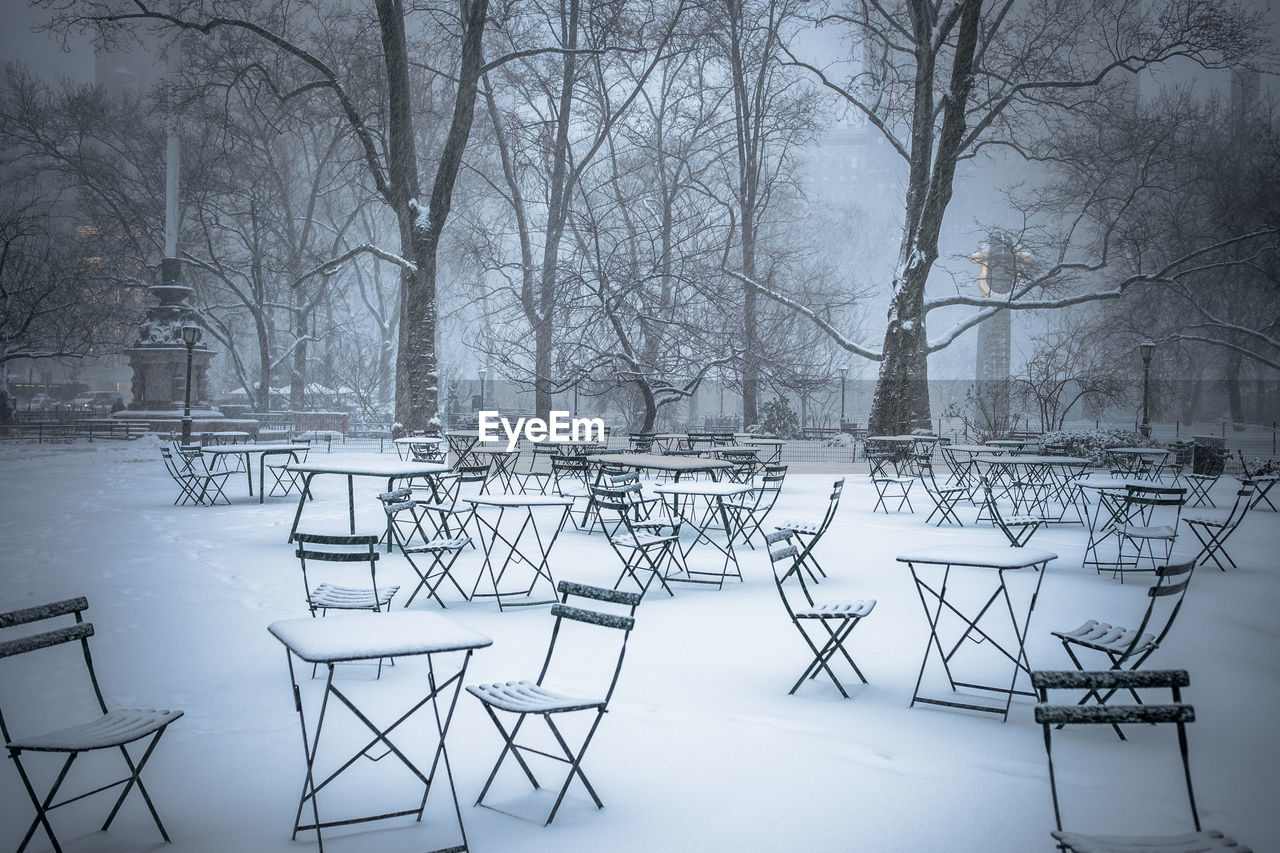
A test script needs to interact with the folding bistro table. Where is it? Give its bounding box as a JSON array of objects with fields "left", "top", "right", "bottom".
[
  {"left": 286, "top": 457, "right": 452, "bottom": 545},
  {"left": 268, "top": 612, "right": 491, "bottom": 852},
  {"left": 583, "top": 452, "right": 733, "bottom": 482},
  {"left": 898, "top": 545, "right": 1057, "bottom": 721},
  {"left": 1075, "top": 477, "right": 1134, "bottom": 570},
  {"left": 740, "top": 437, "right": 785, "bottom": 464},
  {"left": 469, "top": 448, "right": 520, "bottom": 493},
  {"left": 199, "top": 443, "right": 311, "bottom": 502},
  {"left": 651, "top": 481, "right": 751, "bottom": 587},
  {"left": 462, "top": 495, "right": 574, "bottom": 610}
]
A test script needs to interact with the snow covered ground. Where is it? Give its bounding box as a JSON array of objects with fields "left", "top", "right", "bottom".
[{"left": 1, "top": 436, "right": 1277, "bottom": 852}]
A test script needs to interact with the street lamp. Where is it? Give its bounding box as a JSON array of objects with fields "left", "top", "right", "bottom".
[
  {"left": 838, "top": 366, "right": 849, "bottom": 432},
  {"left": 180, "top": 322, "right": 201, "bottom": 445},
  {"left": 478, "top": 366, "right": 488, "bottom": 412},
  {"left": 1138, "top": 340, "right": 1155, "bottom": 439}
]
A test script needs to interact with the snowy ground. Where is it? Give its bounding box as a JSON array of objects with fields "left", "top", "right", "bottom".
[{"left": 1, "top": 436, "right": 1277, "bottom": 853}]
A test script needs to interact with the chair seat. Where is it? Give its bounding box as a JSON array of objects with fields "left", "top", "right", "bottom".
[
  {"left": 796, "top": 599, "right": 876, "bottom": 619},
  {"left": 1183, "top": 511, "right": 1229, "bottom": 528},
  {"left": 309, "top": 583, "right": 399, "bottom": 610},
  {"left": 1119, "top": 524, "right": 1177, "bottom": 540},
  {"left": 466, "top": 680, "right": 605, "bottom": 714},
  {"left": 774, "top": 520, "right": 819, "bottom": 534},
  {"left": 8, "top": 708, "right": 183, "bottom": 752},
  {"left": 405, "top": 535, "right": 470, "bottom": 552},
  {"left": 1051, "top": 828, "right": 1249, "bottom": 852},
  {"left": 873, "top": 477, "right": 914, "bottom": 485},
  {"left": 611, "top": 531, "right": 679, "bottom": 549},
  {"left": 1052, "top": 620, "right": 1156, "bottom": 657},
  {"left": 1006, "top": 514, "right": 1045, "bottom": 525}
]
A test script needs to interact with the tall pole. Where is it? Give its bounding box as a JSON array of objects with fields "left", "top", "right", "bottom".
[
  {"left": 1138, "top": 341, "right": 1155, "bottom": 439},
  {"left": 181, "top": 338, "right": 195, "bottom": 445},
  {"left": 838, "top": 367, "right": 848, "bottom": 432}
]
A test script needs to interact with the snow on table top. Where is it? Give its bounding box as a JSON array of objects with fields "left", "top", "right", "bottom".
[
  {"left": 463, "top": 495, "right": 575, "bottom": 507},
  {"left": 393, "top": 436, "right": 445, "bottom": 445},
  {"left": 1106, "top": 447, "right": 1170, "bottom": 455},
  {"left": 742, "top": 438, "right": 785, "bottom": 445},
  {"left": 200, "top": 444, "right": 311, "bottom": 454},
  {"left": 897, "top": 545, "right": 1058, "bottom": 569},
  {"left": 972, "top": 455, "right": 1090, "bottom": 465},
  {"left": 285, "top": 457, "right": 451, "bottom": 476},
  {"left": 1076, "top": 478, "right": 1137, "bottom": 491},
  {"left": 584, "top": 453, "right": 733, "bottom": 471},
  {"left": 652, "top": 482, "right": 751, "bottom": 496},
  {"left": 945, "top": 444, "right": 1001, "bottom": 454},
  {"left": 268, "top": 612, "right": 492, "bottom": 662}
]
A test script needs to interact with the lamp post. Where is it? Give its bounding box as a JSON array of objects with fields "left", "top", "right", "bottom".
[
  {"left": 180, "top": 322, "right": 201, "bottom": 445},
  {"left": 478, "top": 366, "right": 488, "bottom": 412},
  {"left": 1139, "top": 340, "right": 1155, "bottom": 439},
  {"left": 838, "top": 366, "right": 849, "bottom": 432}
]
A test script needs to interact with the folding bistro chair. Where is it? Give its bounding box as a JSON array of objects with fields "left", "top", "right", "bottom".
[
  {"left": 294, "top": 533, "right": 399, "bottom": 617},
  {"left": 590, "top": 483, "right": 684, "bottom": 598},
  {"left": 550, "top": 455, "right": 594, "bottom": 530},
  {"left": 171, "top": 443, "right": 233, "bottom": 505},
  {"left": 1050, "top": 558, "right": 1195, "bottom": 740},
  {"left": 266, "top": 438, "right": 310, "bottom": 497},
  {"left": 1184, "top": 471, "right": 1219, "bottom": 508},
  {"left": 917, "top": 459, "right": 967, "bottom": 526},
  {"left": 766, "top": 531, "right": 875, "bottom": 698},
  {"left": 1236, "top": 451, "right": 1278, "bottom": 511},
  {"left": 773, "top": 477, "right": 844, "bottom": 582},
  {"left": 981, "top": 480, "right": 1046, "bottom": 547},
  {"left": 871, "top": 465, "right": 914, "bottom": 514},
  {"left": 467, "top": 581, "right": 641, "bottom": 825},
  {"left": 379, "top": 489, "right": 471, "bottom": 608},
  {"left": 1, "top": 597, "right": 184, "bottom": 853},
  {"left": 1182, "top": 479, "right": 1255, "bottom": 571},
  {"left": 158, "top": 445, "right": 201, "bottom": 505},
  {"left": 514, "top": 443, "right": 560, "bottom": 495},
  {"left": 724, "top": 463, "right": 787, "bottom": 548},
  {"left": 1113, "top": 485, "right": 1185, "bottom": 578},
  {"left": 1032, "top": 669, "right": 1250, "bottom": 853}
]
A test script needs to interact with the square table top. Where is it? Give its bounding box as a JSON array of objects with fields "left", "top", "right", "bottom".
[
  {"left": 897, "top": 545, "right": 1058, "bottom": 569},
  {"left": 972, "top": 455, "right": 1090, "bottom": 466},
  {"left": 585, "top": 453, "right": 733, "bottom": 472},
  {"left": 268, "top": 612, "right": 492, "bottom": 662},
  {"left": 200, "top": 443, "right": 312, "bottom": 454},
  {"left": 652, "top": 482, "right": 751, "bottom": 497},
  {"left": 462, "top": 495, "right": 575, "bottom": 508},
  {"left": 394, "top": 436, "right": 445, "bottom": 445},
  {"left": 285, "top": 457, "right": 451, "bottom": 477}
]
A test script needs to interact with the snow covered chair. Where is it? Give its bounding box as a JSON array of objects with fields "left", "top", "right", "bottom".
[
  {"left": 981, "top": 480, "right": 1047, "bottom": 547},
  {"left": 467, "top": 581, "right": 641, "bottom": 825},
  {"left": 590, "top": 483, "right": 683, "bottom": 598},
  {"left": 767, "top": 530, "right": 875, "bottom": 698},
  {"left": 294, "top": 532, "right": 398, "bottom": 617},
  {"left": 1113, "top": 485, "right": 1185, "bottom": 578},
  {"left": 0, "top": 597, "right": 184, "bottom": 853},
  {"left": 917, "top": 458, "right": 966, "bottom": 526},
  {"left": 724, "top": 463, "right": 788, "bottom": 548},
  {"left": 379, "top": 488, "right": 471, "bottom": 608},
  {"left": 773, "top": 477, "right": 844, "bottom": 582},
  {"left": 1050, "top": 558, "right": 1195, "bottom": 740},
  {"left": 1033, "top": 669, "right": 1251, "bottom": 853},
  {"left": 1183, "top": 480, "right": 1255, "bottom": 571}
]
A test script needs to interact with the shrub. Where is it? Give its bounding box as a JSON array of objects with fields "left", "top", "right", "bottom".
[{"left": 1038, "top": 428, "right": 1155, "bottom": 466}]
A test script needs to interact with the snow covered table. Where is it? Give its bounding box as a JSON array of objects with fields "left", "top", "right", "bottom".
[
  {"left": 897, "top": 545, "right": 1057, "bottom": 722},
  {"left": 268, "top": 612, "right": 492, "bottom": 852},
  {"left": 393, "top": 435, "right": 445, "bottom": 461},
  {"left": 199, "top": 443, "right": 311, "bottom": 503},
  {"left": 285, "top": 457, "right": 452, "bottom": 546},
  {"left": 461, "top": 495, "right": 575, "bottom": 610},
  {"left": 651, "top": 482, "right": 752, "bottom": 588},
  {"left": 584, "top": 452, "right": 734, "bottom": 482}
]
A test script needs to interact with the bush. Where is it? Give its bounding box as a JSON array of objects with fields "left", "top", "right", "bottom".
[
  {"left": 758, "top": 397, "right": 799, "bottom": 439},
  {"left": 1038, "top": 428, "right": 1155, "bottom": 466}
]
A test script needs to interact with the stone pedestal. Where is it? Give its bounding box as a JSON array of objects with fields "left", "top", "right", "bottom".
[{"left": 125, "top": 284, "right": 218, "bottom": 412}]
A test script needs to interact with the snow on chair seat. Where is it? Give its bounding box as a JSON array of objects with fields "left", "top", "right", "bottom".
[
  {"left": 1051, "top": 621, "right": 1156, "bottom": 658},
  {"left": 9, "top": 708, "right": 183, "bottom": 752},
  {"left": 308, "top": 583, "right": 399, "bottom": 611},
  {"left": 794, "top": 599, "right": 876, "bottom": 619},
  {"left": 466, "top": 680, "right": 605, "bottom": 714},
  {"left": 1049, "top": 829, "right": 1250, "bottom": 853}
]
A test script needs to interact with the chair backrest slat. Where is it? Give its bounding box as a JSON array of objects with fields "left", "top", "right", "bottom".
[
  {"left": 0, "top": 597, "right": 88, "bottom": 628},
  {"left": 1034, "top": 702, "right": 1194, "bottom": 726},
  {"left": 0, "top": 623, "right": 94, "bottom": 659},
  {"left": 557, "top": 580, "right": 642, "bottom": 607},
  {"left": 550, "top": 604, "right": 635, "bottom": 632}
]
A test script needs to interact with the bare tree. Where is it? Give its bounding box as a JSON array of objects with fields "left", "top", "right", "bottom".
[
  {"left": 1011, "top": 317, "right": 1127, "bottom": 431},
  {"left": 728, "top": 0, "right": 1265, "bottom": 433},
  {"left": 48, "top": 0, "right": 493, "bottom": 427}
]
